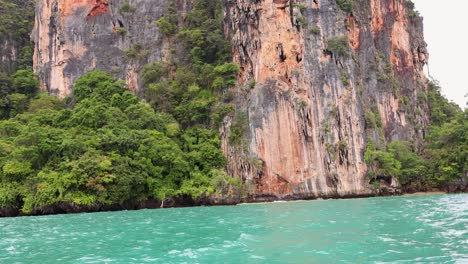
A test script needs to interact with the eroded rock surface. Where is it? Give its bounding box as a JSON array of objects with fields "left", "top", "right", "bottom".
[
  {"left": 223, "top": 0, "right": 429, "bottom": 198},
  {"left": 32, "top": 0, "right": 171, "bottom": 96},
  {"left": 32, "top": 0, "right": 431, "bottom": 199}
]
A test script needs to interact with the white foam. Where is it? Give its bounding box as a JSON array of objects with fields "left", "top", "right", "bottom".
[{"left": 378, "top": 236, "right": 396, "bottom": 242}]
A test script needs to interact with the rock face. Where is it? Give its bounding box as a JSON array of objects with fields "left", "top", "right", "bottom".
[
  {"left": 32, "top": 0, "right": 171, "bottom": 97},
  {"left": 33, "top": 0, "right": 430, "bottom": 199},
  {"left": 223, "top": 0, "right": 429, "bottom": 198}
]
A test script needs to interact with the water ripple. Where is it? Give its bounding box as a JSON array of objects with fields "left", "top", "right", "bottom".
[{"left": 0, "top": 194, "right": 466, "bottom": 263}]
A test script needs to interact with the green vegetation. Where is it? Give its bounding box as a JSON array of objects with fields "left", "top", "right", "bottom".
[
  {"left": 365, "top": 81, "right": 467, "bottom": 191},
  {"left": 146, "top": 0, "right": 236, "bottom": 129},
  {"left": 327, "top": 36, "right": 350, "bottom": 57},
  {"left": 0, "top": 0, "right": 245, "bottom": 213},
  {"left": 336, "top": 0, "right": 353, "bottom": 13},
  {"left": 0, "top": 71, "right": 231, "bottom": 212},
  {"left": 293, "top": 3, "right": 307, "bottom": 13},
  {"left": 116, "top": 27, "right": 127, "bottom": 36},
  {"left": 340, "top": 71, "right": 350, "bottom": 86},
  {"left": 118, "top": 2, "right": 137, "bottom": 16},
  {"left": 427, "top": 81, "right": 461, "bottom": 126},
  {"left": 405, "top": 0, "right": 420, "bottom": 18},
  {"left": 229, "top": 112, "right": 248, "bottom": 145},
  {"left": 0, "top": 0, "right": 35, "bottom": 71},
  {"left": 0, "top": 70, "right": 40, "bottom": 119},
  {"left": 375, "top": 53, "right": 400, "bottom": 96},
  {"left": 295, "top": 16, "right": 308, "bottom": 28},
  {"left": 0, "top": 0, "right": 34, "bottom": 38},
  {"left": 156, "top": 17, "right": 178, "bottom": 35},
  {"left": 0, "top": 0, "right": 465, "bottom": 214},
  {"left": 364, "top": 110, "right": 382, "bottom": 129},
  {"left": 425, "top": 82, "right": 467, "bottom": 186},
  {"left": 310, "top": 26, "right": 321, "bottom": 35},
  {"left": 156, "top": 2, "right": 178, "bottom": 35},
  {"left": 125, "top": 43, "right": 148, "bottom": 59},
  {"left": 0, "top": 0, "right": 36, "bottom": 119},
  {"left": 298, "top": 99, "right": 308, "bottom": 110}
]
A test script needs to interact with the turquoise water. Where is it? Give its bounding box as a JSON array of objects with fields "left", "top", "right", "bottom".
[{"left": 0, "top": 194, "right": 467, "bottom": 263}]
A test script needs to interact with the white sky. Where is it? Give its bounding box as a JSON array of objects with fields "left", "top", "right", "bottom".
[{"left": 412, "top": 0, "right": 467, "bottom": 108}]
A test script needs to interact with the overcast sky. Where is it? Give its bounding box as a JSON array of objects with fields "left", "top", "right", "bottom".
[{"left": 412, "top": 0, "right": 467, "bottom": 108}]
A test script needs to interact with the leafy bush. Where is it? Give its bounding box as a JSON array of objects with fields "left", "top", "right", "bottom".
[
  {"left": 295, "top": 16, "right": 308, "bottom": 28},
  {"left": 293, "top": 3, "right": 307, "bottom": 13},
  {"left": 118, "top": 2, "right": 136, "bottom": 15},
  {"left": 364, "top": 110, "right": 382, "bottom": 129},
  {"left": 310, "top": 26, "right": 321, "bottom": 35},
  {"left": 0, "top": 0, "right": 36, "bottom": 72},
  {"left": 0, "top": 70, "right": 39, "bottom": 119},
  {"left": 156, "top": 13, "right": 178, "bottom": 35},
  {"left": 405, "top": 0, "right": 420, "bottom": 18},
  {"left": 229, "top": 112, "right": 248, "bottom": 145},
  {"left": 340, "top": 71, "right": 350, "bottom": 86},
  {"left": 427, "top": 81, "right": 460, "bottom": 126},
  {"left": 156, "top": 0, "right": 178, "bottom": 35},
  {"left": 365, "top": 142, "right": 402, "bottom": 182},
  {"left": 116, "top": 27, "right": 127, "bottom": 36},
  {"left": 426, "top": 109, "right": 466, "bottom": 187},
  {"left": 336, "top": 0, "right": 353, "bottom": 13},
  {"left": 12, "top": 70, "right": 39, "bottom": 95},
  {"left": 144, "top": 0, "right": 236, "bottom": 131},
  {"left": 0, "top": 71, "right": 230, "bottom": 212},
  {"left": 327, "top": 36, "right": 350, "bottom": 57},
  {"left": 124, "top": 43, "right": 148, "bottom": 59},
  {"left": 73, "top": 70, "right": 125, "bottom": 102},
  {"left": 141, "top": 62, "right": 167, "bottom": 85}
]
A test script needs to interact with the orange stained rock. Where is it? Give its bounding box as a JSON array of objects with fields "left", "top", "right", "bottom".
[
  {"left": 233, "top": 0, "right": 303, "bottom": 87},
  {"left": 87, "top": 0, "right": 109, "bottom": 17},
  {"left": 58, "top": 0, "right": 108, "bottom": 19},
  {"left": 370, "top": 0, "right": 414, "bottom": 72},
  {"left": 347, "top": 15, "right": 360, "bottom": 51},
  {"left": 390, "top": 0, "right": 413, "bottom": 72},
  {"left": 370, "top": 0, "right": 384, "bottom": 34}
]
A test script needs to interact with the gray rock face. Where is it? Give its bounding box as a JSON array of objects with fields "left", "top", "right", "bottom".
[
  {"left": 32, "top": 0, "right": 170, "bottom": 97},
  {"left": 222, "top": 0, "right": 430, "bottom": 197}
]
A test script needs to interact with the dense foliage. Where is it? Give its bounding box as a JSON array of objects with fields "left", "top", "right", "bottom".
[
  {"left": 365, "top": 82, "right": 467, "bottom": 191},
  {"left": 0, "top": 0, "right": 36, "bottom": 120},
  {"left": 0, "top": 71, "right": 238, "bottom": 212},
  {"left": 0, "top": 0, "right": 35, "bottom": 41},
  {"left": 0, "top": 0, "right": 244, "bottom": 213},
  {"left": 0, "top": 0, "right": 35, "bottom": 72},
  {"left": 149, "top": 0, "right": 236, "bottom": 129},
  {"left": 327, "top": 36, "right": 350, "bottom": 57},
  {"left": 0, "top": 70, "right": 40, "bottom": 119},
  {"left": 335, "top": 0, "right": 353, "bottom": 13},
  {"left": 0, "top": 0, "right": 465, "bottom": 214}
]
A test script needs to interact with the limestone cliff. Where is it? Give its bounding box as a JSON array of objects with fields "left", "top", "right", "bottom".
[
  {"left": 222, "top": 0, "right": 429, "bottom": 198},
  {"left": 32, "top": 0, "right": 431, "bottom": 199},
  {"left": 32, "top": 0, "right": 171, "bottom": 97}
]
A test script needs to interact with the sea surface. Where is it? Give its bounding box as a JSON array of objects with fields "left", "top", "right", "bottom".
[{"left": 0, "top": 194, "right": 467, "bottom": 263}]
